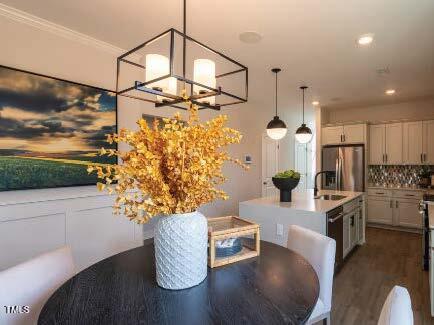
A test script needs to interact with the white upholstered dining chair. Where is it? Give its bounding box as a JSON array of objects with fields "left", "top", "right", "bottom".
[
  {"left": 287, "top": 225, "right": 336, "bottom": 325},
  {"left": 378, "top": 286, "right": 413, "bottom": 325},
  {"left": 0, "top": 246, "right": 75, "bottom": 325}
]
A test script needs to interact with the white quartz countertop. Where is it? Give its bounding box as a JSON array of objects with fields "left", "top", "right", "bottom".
[
  {"left": 368, "top": 185, "right": 427, "bottom": 192},
  {"left": 239, "top": 189, "right": 364, "bottom": 214}
]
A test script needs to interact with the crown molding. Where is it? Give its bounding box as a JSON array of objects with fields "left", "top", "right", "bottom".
[{"left": 0, "top": 3, "right": 125, "bottom": 56}]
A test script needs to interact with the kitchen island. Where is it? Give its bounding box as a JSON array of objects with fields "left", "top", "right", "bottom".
[{"left": 239, "top": 189, "right": 365, "bottom": 266}]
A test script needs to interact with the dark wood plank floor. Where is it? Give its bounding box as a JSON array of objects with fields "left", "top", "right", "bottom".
[{"left": 328, "top": 227, "right": 432, "bottom": 325}]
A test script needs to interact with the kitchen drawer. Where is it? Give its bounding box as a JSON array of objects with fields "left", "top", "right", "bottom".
[
  {"left": 367, "top": 189, "right": 392, "bottom": 197},
  {"left": 393, "top": 190, "right": 424, "bottom": 200}
]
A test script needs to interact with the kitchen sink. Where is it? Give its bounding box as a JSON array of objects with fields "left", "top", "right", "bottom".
[{"left": 314, "top": 194, "right": 347, "bottom": 201}]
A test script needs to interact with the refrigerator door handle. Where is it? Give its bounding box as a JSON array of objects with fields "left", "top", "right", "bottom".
[
  {"left": 335, "top": 158, "right": 339, "bottom": 190},
  {"left": 336, "top": 157, "right": 342, "bottom": 190}
]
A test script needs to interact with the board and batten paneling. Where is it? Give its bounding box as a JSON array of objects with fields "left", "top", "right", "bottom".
[
  {"left": 0, "top": 187, "right": 143, "bottom": 272},
  {"left": 0, "top": 213, "right": 66, "bottom": 270}
]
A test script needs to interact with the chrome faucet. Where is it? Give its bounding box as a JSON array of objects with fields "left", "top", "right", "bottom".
[{"left": 314, "top": 171, "right": 328, "bottom": 196}]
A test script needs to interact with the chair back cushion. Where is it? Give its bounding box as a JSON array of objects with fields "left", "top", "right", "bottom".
[
  {"left": 0, "top": 246, "right": 75, "bottom": 325},
  {"left": 378, "top": 286, "right": 413, "bottom": 325},
  {"left": 287, "top": 225, "right": 336, "bottom": 311}
]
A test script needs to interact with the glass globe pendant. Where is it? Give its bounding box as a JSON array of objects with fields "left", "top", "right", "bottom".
[
  {"left": 295, "top": 86, "right": 313, "bottom": 144},
  {"left": 266, "top": 68, "right": 287, "bottom": 140}
]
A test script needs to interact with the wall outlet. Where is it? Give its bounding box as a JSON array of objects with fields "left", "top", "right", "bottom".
[{"left": 276, "top": 224, "right": 284, "bottom": 236}]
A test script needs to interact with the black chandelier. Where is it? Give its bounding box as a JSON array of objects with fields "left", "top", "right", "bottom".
[{"left": 116, "top": 0, "right": 248, "bottom": 111}]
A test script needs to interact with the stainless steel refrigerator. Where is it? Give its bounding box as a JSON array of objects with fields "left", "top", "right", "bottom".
[{"left": 322, "top": 145, "right": 365, "bottom": 192}]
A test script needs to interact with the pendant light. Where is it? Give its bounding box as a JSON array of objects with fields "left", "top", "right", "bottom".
[
  {"left": 116, "top": 0, "right": 248, "bottom": 111},
  {"left": 295, "top": 86, "right": 313, "bottom": 144},
  {"left": 266, "top": 68, "right": 287, "bottom": 140}
]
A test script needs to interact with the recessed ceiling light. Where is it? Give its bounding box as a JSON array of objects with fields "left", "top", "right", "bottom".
[
  {"left": 312, "top": 101, "right": 320, "bottom": 106},
  {"left": 239, "top": 31, "right": 262, "bottom": 44},
  {"left": 357, "top": 33, "right": 374, "bottom": 46},
  {"left": 385, "top": 89, "right": 396, "bottom": 95}
]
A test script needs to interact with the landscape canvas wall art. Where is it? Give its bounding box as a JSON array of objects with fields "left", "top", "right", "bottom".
[{"left": 0, "top": 65, "right": 117, "bottom": 191}]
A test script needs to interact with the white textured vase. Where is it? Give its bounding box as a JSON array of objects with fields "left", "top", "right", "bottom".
[{"left": 154, "top": 211, "right": 208, "bottom": 290}]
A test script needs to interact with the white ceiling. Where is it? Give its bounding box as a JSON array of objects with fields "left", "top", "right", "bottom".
[{"left": 2, "top": 0, "right": 434, "bottom": 111}]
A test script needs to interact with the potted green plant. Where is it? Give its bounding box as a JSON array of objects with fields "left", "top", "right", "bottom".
[{"left": 272, "top": 170, "right": 301, "bottom": 202}]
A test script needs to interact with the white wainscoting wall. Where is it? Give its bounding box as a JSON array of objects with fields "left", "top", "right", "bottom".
[{"left": 0, "top": 186, "right": 143, "bottom": 272}]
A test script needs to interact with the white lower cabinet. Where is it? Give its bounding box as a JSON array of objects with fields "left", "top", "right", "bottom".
[
  {"left": 394, "top": 199, "right": 422, "bottom": 228},
  {"left": 343, "top": 214, "right": 351, "bottom": 257},
  {"left": 343, "top": 211, "right": 358, "bottom": 258},
  {"left": 367, "top": 196, "right": 393, "bottom": 225},
  {"left": 350, "top": 212, "right": 357, "bottom": 248},
  {"left": 342, "top": 198, "right": 365, "bottom": 259},
  {"left": 356, "top": 208, "right": 364, "bottom": 243},
  {"left": 367, "top": 190, "right": 423, "bottom": 229}
]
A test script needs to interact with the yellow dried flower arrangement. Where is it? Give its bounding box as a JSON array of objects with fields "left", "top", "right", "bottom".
[{"left": 87, "top": 102, "right": 247, "bottom": 224}]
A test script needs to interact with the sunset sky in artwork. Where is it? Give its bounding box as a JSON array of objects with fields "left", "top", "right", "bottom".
[{"left": 0, "top": 67, "right": 116, "bottom": 153}]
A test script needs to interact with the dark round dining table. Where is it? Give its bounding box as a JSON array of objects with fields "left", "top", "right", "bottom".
[{"left": 38, "top": 240, "right": 319, "bottom": 325}]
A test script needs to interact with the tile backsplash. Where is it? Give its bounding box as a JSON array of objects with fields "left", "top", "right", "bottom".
[{"left": 368, "top": 165, "right": 433, "bottom": 188}]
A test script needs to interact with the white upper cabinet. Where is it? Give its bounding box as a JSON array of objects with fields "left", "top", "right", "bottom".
[
  {"left": 423, "top": 120, "right": 434, "bottom": 164},
  {"left": 369, "top": 124, "right": 386, "bottom": 164},
  {"left": 403, "top": 121, "right": 423, "bottom": 164},
  {"left": 322, "top": 124, "right": 366, "bottom": 145},
  {"left": 343, "top": 124, "right": 366, "bottom": 143},
  {"left": 369, "top": 123, "right": 403, "bottom": 165},
  {"left": 385, "top": 123, "right": 403, "bottom": 165},
  {"left": 322, "top": 126, "right": 344, "bottom": 145},
  {"left": 369, "top": 120, "right": 434, "bottom": 166}
]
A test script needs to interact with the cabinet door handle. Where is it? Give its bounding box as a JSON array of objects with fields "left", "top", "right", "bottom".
[
  {"left": 424, "top": 153, "right": 427, "bottom": 162},
  {"left": 396, "top": 201, "right": 399, "bottom": 208},
  {"left": 343, "top": 134, "right": 346, "bottom": 142},
  {"left": 376, "top": 192, "right": 384, "bottom": 195},
  {"left": 385, "top": 154, "right": 388, "bottom": 163},
  {"left": 421, "top": 153, "right": 424, "bottom": 163}
]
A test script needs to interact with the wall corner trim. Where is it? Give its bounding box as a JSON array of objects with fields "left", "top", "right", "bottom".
[{"left": 0, "top": 3, "right": 125, "bottom": 56}]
